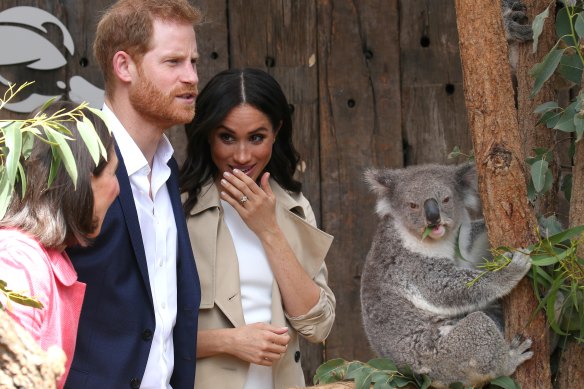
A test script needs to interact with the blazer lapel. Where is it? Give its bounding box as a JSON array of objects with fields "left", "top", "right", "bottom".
[{"left": 115, "top": 146, "right": 153, "bottom": 305}]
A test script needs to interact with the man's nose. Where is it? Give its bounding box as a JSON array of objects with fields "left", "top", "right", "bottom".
[{"left": 182, "top": 62, "right": 198, "bottom": 85}]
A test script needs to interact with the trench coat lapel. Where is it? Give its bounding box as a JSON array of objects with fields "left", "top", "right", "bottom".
[{"left": 189, "top": 184, "right": 245, "bottom": 327}]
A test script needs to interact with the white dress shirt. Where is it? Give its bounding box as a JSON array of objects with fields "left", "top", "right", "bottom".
[
  {"left": 103, "top": 105, "right": 178, "bottom": 389},
  {"left": 221, "top": 200, "right": 274, "bottom": 389}
]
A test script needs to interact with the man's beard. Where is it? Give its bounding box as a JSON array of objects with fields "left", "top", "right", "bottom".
[{"left": 129, "top": 75, "right": 196, "bottom": 128}]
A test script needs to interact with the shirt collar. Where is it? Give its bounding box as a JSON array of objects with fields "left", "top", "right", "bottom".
[{"left": 101, "top": 104, "right": 174, "bottom": 176}]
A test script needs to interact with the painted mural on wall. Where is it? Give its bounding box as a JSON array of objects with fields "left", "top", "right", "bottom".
[{"left": 0, "top": 6, "right": 104, "bottom": 113}]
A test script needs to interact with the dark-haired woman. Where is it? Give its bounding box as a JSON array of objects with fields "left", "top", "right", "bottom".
[
  {"left": 0, "top": 101, "right": 118, "bottom": 389},
  {"left": 181, "top": 68, "right": 335, "bottom": 389}
]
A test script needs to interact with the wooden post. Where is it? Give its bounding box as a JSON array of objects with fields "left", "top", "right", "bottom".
[{"left": 454, "top": 1, "right": 551, "bottom": 388}]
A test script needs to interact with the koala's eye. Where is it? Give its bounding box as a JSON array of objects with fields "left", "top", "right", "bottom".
[
  {"left": 443, "top": 197, "right": 450, "bottom": 204},
  {"left": 409, "top": 202, "right": 418, "bottom": 209}
]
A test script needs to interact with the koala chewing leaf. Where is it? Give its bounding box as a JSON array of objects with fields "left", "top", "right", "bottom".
[{"left": 360, "top": 164, "right": 533, "bottom": 388}]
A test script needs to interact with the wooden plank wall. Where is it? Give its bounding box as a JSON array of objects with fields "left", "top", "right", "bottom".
[{"left": 0, "top": 0, "right": 471, "bottom": 384}]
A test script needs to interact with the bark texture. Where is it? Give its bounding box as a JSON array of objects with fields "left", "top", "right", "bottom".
[
  {"left": 454, "top": 1, "right": 551, "bottom": 388},
  {"left": 0, "top": 310, "right": 64, "bottom": 388},
  {"left": 559, "top": 110, "right": 584, "bottom": 388}
]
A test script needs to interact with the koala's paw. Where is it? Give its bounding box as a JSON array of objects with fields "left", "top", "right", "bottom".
[
  {"left": 509, "top": 250, "right": 532, "bottom": 275},
  {"left": 509, "top": 336, "right": 533, "bottom": 366}
]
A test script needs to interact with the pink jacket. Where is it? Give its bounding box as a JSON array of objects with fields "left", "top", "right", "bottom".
[{"left": 0, "top": 228, "right": 86, "bottom": 389}]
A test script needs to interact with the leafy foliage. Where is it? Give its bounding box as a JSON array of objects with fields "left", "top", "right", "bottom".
[
  {"left": 313, "top": 358, "right": 520, "bottom": 389},
  {"left": 468, "top": 221, "right": 584, "bottom": 342},
  {"left": 0, "top": 82, "right": 108, "bottom": 219}
]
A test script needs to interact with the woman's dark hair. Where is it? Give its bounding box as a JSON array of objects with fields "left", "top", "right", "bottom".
[
  {"left": 180, "top": 68, "right": 301, "bottom": 214},
  {"left": 0, "top": 100, "right": 115, "bottom": 248}
]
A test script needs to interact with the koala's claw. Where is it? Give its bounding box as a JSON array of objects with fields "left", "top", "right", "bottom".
[{"left": 509, "top": 336, "right": 533, "bottom": 366}]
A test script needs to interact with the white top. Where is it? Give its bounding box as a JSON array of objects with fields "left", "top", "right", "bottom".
[
  {"left": 221, "top": 200, "right": 274, "bottom": 389},
  {"left": 103, "top": 105, "right": 178, "bottom": 389}
]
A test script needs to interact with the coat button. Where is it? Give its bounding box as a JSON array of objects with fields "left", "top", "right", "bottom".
[
  {"left": 294, "top": 350, "right": 301, "bottom": 362},
  {"left": 130, "top": 378, "right": 141, "bottom": 388},
  {"left": 142, "top": 329, "right": 153, "bottom": 341}
]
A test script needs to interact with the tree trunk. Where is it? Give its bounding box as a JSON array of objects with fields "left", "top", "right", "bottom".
[
  {"left": 454, "top": 1, "right": 552, "bottom": 388},
  {"left": 559, "top": 107, "right": 584, "bottom": 388},
  {"left": 0, "top": 310, "right": 65, "bottom": 388}
]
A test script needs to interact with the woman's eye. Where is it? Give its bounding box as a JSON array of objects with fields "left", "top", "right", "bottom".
[
  {"left": 219, "top": 133, "right": 234, "bottom": 142},
  {"left": 250, "top": 134, "right": 265, "bottom": 143}
]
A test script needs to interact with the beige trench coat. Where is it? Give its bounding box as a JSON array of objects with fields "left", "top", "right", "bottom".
[{"left": 186, "top": 179, "right": 335, "bottom": 389}]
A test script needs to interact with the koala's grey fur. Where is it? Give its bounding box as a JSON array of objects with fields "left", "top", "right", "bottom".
[{"left": 360, "top": 164, "right": 533, "bottom": 388}]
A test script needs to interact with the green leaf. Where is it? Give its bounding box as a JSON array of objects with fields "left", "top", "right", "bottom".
[
  {"left": 0, "top": 168, "right": 12, "bottom": 219},
  {"left": 530, "top": 46, "right": 565, "bottom": 97},
  {"left": 530, "top": 159, "right": 549, "bottom": 192},
  {"left": 532, "top": 6, "right": 550, "bottom": 53},
  {"left": 558, "top": 51, "right": 583, "bottom": 85},
  {"left": 77, "top": 115, "right": 102, "bottom": 166},
  {"left": 448, "top": 145, "right": 461, "bottom": 159},
  {"left": 422, "top": 226, "right": 432, "bottom": 241},
  {"left": 556, "top": 7, "right": 578, "bottom": 47},
  {"left": 373, "top": 380, "right": 392, "bottom": 389},
  {"left": 489, "top": 376, "right": 520, "bottom": 389},
  {"left": 44, "top": 125, "right": 78, "bottom": 188},
  {"left": 575, "top": 111, "right": 584, "bottom": 141},
  {"left": 6, "top": 292, "right": 44, "bottom": 309},
  {"left": 534, "top": 101, "right": 561, "bottom": 115},
  {"left": 313, "top": 358, "right": 348, "bottom": 384},
  {"left": 544, "top": 224, "right": 584, "bottom": 245},
  {"left": 554, "top": 101, "right": 578, "bottom": 132},
  {"left": 3, "top": 121, "right": 23, "bottom": 190},
  {"left": 575, "top": 12, "right": 584, "bottom": 41},
  {"left": 367, "top": 358, "right": 398, "bottom": 371}
]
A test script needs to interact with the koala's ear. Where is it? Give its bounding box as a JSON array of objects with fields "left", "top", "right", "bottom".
[
  {"left": 364, "top": 168, "right": 395, "bottom": 197},
  {"left": 455, "top": 163, "right": 481, "bottom": 213}
]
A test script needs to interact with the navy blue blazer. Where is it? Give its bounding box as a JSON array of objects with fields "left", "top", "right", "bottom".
[{"left": 65, "top": 147, "right": 200, "bottom": 389}]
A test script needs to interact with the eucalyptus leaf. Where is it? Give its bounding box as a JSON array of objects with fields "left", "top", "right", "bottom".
[
  {"left": 313, "top": 358, "right": 348, "bottom": 384},
  {"left": 531, "top": 6, "right": 550, "bottom": 53},
  {"left": 7, "top": 292, "right": 44, "bottom": 309},
  {"left": 489, "top": 376, "right": 520, "bottom": 389},
  {"left": 534, "top": 101, "right": 560, "bottom": 114},
  {"left": 558, "top": 51, "right": 583, "bottom": 85},
  {"left": 373, "top": 380, "right": 391, "bottom": 389},
  {"left": 44, "top": 125, "right": 78, "bottom": 188},
  {"left": 3, "top": 121, "right": 23, "bottom": 189},
  {"left": 544, "top": 224, "right": 584, "bottom": 245},
  {"left": 0, "top": 170, "right": 12, "bottom": 219},
  {"left": 530, "top": 46, "right": 565, "bottom": 97},
  {"left": 367, "top": 358, "right": 398, "bottom": 371},
  {"left": 575, "top": 12, "right": 584, "bottom": 41},
  {"left": 530, "top": 159, "right": 549, "bottom": 193},
  {"left": 556, "top": 6, "right": 578, "bottom": 47},
  {"left": 554, "top": 101, "right": 578, "bottom": 132},
  {"left": 77, "top": 115, "right": 102, "bottom": 166}
]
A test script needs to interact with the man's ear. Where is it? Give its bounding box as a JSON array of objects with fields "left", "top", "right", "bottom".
[{"left": 112, "top": 51, "right": 136, "bottom": 83}]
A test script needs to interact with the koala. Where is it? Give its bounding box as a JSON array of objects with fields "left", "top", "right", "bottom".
[
  {"left": 501, "top": 0, "right": 533, "bottom": 89},
  {"left": 360, "top": 163, "right": 533, "bottom": 389}
]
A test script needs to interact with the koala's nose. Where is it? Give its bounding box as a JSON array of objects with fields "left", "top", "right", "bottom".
[{"left": 424, "top": 198, "right": 440, "bottom": 226}]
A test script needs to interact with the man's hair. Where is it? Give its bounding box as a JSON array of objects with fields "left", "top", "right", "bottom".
[
  {"left": 94, "top": 0, "right": 201, "bottom": 95},
  {"left": 0, "top": 101, "right": 115, "bottom": 249}
]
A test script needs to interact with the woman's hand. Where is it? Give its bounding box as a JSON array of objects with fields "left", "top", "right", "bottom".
[
  {"left": 228, "top": 323, "right": 290, "bottom": 366},
  {"left": 219, "top": 170, "right": 278, "bottom": 238},
  {"left": 197, "top": 324, "right": 290, "bottom": 365}
]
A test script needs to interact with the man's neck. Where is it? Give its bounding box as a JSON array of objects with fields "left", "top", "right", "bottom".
[{"left": 105, "top": 97, "right": 163, "bottom": 167}]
